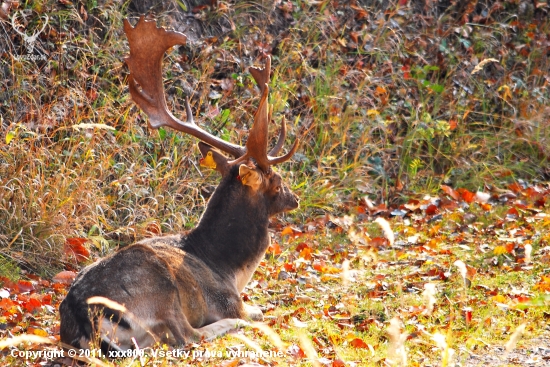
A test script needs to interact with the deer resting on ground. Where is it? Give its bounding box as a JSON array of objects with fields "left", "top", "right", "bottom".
[{"left": 59, "top": 16, "right": 299, "bottom": 351}]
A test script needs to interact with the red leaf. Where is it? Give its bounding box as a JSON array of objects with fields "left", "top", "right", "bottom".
[
  {"left": 17, "top": 280, "right": 35, "bottom": 293},
  {"left": 350, "top": 337, "right": 369, "bottom": 349},
  {"left": 40, "top": 293, "right": 52, "bottom": 305},
  {"left": 449, "top": 118, "right": 458, "bottom": 130},
  {"left": 283, "top": 263, "right": 295, "bottom": 272},
  {"left": 0, "top": 276, "right": 17, "bottom": 291},
  {"left": 463, "top": 308, "right": 472, "bottom": 324},
  {"left": 515, "top": 295, "right": 530, "bottom": 303},
  {"left": 295, "top": 242, "right": 310, "bottom": 252},
  {"left": 534, "top": 197, "right": 546, "bottom": 208},
  {"left": 508, "top": 183, "right": 523, "bottom": 193},
  {"left": 370, "top": 237, "right": 389, "bottom": 248},
  {"left": 22, "top": 296, "right": 42, "bottom": 312},
  {"left": 52, "top": 271, "right": 77, "bottom": 285},
  {"left": 0, "top": 298, "right": 16, "bottom": 311},
  {"left": 64, "top": 238, "right": 90, "bottom": 263},
  {"left": 441, "top": 185, "right": 459, "bottom": 200},
  {"left": 507, "top": 207, "right": 519, "bottom": 219},
  {"left": 524, "top": 186, "right": 542, "bottom": 199},
  {"left": 425, "top": 204, "right": 439, "bottom": 215},
  {"left": 313, "top": 261, "right": 325, "bottom": 272},
  {"left": 457, "top": 188, "right": 475, "bottom": 203}
]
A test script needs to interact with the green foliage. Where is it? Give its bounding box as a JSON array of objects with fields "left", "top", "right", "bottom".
[{"left": 0, "top": 256, "right": 20, "bottom": 281}]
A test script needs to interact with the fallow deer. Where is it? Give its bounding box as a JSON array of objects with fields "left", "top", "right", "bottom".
[{"left": 59, "top": 16, "right": 299, "bottom": 352}]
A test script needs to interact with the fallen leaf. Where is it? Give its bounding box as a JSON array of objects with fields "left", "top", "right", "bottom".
[
  {"left": 64, "top": 238, "right": 90, "bottom": 263},
  {"left": 441, "top": 185, "right": 459, "bottom": 200},
  {"left": 350, "top": 337, "right": 369, "bottom": 349},
  {"left": 27, "top": 327, "right": 48, "bottom": 337},
  {"left": 52, "top": 271, "right": 77, "bottom": 285},
  {"left": 17, "top": 280, "right": 35, "bottom": 293}
]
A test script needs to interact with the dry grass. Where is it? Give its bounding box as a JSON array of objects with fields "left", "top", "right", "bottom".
[{"left": 1, "top": 0, "right": 549, "bottom": 274}]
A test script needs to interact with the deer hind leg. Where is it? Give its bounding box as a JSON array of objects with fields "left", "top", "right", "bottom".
[
  {"left": 93, "top": 299, "right": 196, "bottom": 349},
  {"left": 96, "top": 317, "right": 143, "bottom": 350},
  {"left": 161, "top": 310, "right": 202, "bottom": 345}
]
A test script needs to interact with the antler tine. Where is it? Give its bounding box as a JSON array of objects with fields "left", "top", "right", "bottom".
[
  {"left": 36, "top": 15, "right": 48, "bottom": 37},
  {"left": 240, "top": 55, "right": 298, "bottom": 172},
  {"left": 124, "top": 16, "right": 245, "bottom": 158},
  {"left": 11, "top": 13, "right": 27, "bottom": 38},
  {"left": 243, "top": 83, "right": 271, "bottom": 172},
  {"left": 268, "top": 117, "right": 286, "bottom": 156},
  {"left": 249, "top": 55, "right": 271, "bottom": 95}
]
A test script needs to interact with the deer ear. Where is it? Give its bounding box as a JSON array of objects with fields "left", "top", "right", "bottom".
[
  {"left": 239, "top": 165, "right": 263, "bottom": 191},
  {"left": 198, "top": 142, "right": 230, "bottom": 176}
]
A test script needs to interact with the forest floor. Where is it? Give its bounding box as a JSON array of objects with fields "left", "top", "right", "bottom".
[{"left": 1, "top": 0, "right": 549, "bottom": 365}]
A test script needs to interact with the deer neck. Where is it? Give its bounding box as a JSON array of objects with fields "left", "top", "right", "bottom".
[{"left": 182, "top": 175, "right": 270, "bottom": 277}]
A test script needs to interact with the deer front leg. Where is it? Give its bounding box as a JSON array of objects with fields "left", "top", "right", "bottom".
[
  {"left": 196, "top": 319, "right": 250, "bottom": 341},
  {"left": 242, "top": 302, "right": 263, "bottom": 321}
]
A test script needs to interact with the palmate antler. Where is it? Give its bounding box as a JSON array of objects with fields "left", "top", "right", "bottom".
[{"left": 123, "top": 16, "right": 298, "bottom": 173}]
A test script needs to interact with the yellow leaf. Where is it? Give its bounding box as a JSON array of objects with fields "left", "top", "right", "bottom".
[
  {"left": 5, "top": 130, "right": 16, "bottom": 144},
  {"left": 344, "top": 332, "right": 357, "bottom": 341},
  {"left": 325, "top": 266, "right": 341, "bottom": 274},
  {"left": 367, "top": 109, "right": 380, "bottom": 116},
  {"left": 329, "top": 115, "right": 341, "bottom": 124},
  {"left": 28, "top": 327, "right": 48, "bottom": 337},
  {"left": 494, "top": 245, "right": 508, "bottom": 255},
  {"left": 498, "top": 85, "right": 512, "bottom": 101},
  {"left": 492, "top": 294, "right": 507, "bottom": 303}
]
